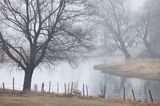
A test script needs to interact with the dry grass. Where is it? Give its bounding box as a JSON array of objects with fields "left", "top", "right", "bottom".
[
  {"left": 0, "top": 93, "right": 159, "bottom": 106},
  {"left": 95, "top": 59, "right": 160, "bottom": 81}
]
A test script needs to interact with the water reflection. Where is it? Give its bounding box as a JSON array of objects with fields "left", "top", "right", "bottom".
[
  {"left": 0, "top": 57, "right": 160, "bottom": 101},
  {"left": 100, "top": 73, "right": 160, "bottom": 101}
]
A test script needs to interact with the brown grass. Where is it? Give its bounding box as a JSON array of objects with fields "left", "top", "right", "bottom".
[
  {"left": 95, "top": 59, "right": 160, "bottom": 81},
  {"left": 0, "top": 93, "right": 159, "bottom": 106}
]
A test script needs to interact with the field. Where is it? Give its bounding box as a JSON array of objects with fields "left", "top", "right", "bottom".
[{"left": 0, "top": 93, "right": 159, "bottom": 106}]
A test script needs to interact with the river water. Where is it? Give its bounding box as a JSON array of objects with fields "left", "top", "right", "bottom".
[{"left": 0, "top": 56, "right": 160, "bottom": 101}]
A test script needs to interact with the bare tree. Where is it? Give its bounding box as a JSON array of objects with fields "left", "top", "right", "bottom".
[
  {"left": 137, "top": 0, "right": 160, "bottom": 58},
  {"left": 93, "top": 0, "right": 136, "bottom": 59},
  {"left": 136, "top": 10, "right": 156, "bottom": 58},
  {"left": 146, "top": 0, "right": 160, "bottom": 58},
  {"left": 0, "top": 0, "right": 91, "bottom": 91}
]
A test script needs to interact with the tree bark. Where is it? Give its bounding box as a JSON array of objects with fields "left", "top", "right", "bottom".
[
  {"left": 144, "top": 40, "right": 156, "bottom": 58},
  {"left": 23, "top": 66, "right": 34, "bottom": 91},
  {"left": 119, "top": 41, "right": 131, "bottom": 59},
  {"left": 121, "top": 47, "right": 131, "bottom": 59}
]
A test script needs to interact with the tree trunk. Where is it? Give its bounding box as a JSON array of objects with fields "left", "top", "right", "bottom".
[
  {"left": 122, "top": 48, "right": 131, "bottom": 59},
  {"left": 116, "top": 35, "right": 131, "bottom": 59},
  {"left": 144, "top": 40, "right": 156, "bottom": 58},
  {"left": 120, "top": 43, "right": 131, "bottom": 59},
  {"left": 23, "top": 67, "right": 34, "bottom": 91}
]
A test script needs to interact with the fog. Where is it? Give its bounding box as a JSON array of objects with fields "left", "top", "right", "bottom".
[
  {"left": 0, "top": 0, "right": 160, "bottom": 101},
  {"left": 130, "top": 0, "right": 146, "bottom": 11}
]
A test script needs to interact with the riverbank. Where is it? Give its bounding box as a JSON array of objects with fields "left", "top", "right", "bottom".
[
  {"left": 95, "top": 59, "right": 160, "bottom": 81},
  {"left": 0, "top": 93, "right": 159, "bottom": 106}
]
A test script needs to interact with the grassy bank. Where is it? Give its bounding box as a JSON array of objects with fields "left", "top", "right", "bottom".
[
  {"left": 95, "top": 59, "right": 160, "bottom": 81},
  {"left": 0, "top": 93, "right": 159, "bottom": 106}
]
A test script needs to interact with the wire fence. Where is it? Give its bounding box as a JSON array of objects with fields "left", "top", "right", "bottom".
[{"left": 0, "top": 77, "right": 159, "bottom": 103}]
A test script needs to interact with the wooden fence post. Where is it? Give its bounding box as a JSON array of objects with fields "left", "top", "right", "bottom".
[
  {"left": 57, "top": 83, "right": 59, "bottom": 94},
  {"left": 34, "top": 84, "right": 38, "bottom": 92},
  {"left": 41, "top": 83, "right": 44, "bottom": 93},
  {"left": 64, "top": 83, "right": 66, "bottom": 95},
  {"left": 34, "top": 84, "right": 35, "bottom": 92},
  {"left": 68, "top": 83, "right": 70, "bottom": 94},
  {"left": 123, "top": 86, "right": 125, "bottom": 101},
  {"left": 74, "top": 82, "right": 76, "bottom": 92},
  {"left": 86, "top": 85, "right": 88, "bottom": 97},
  {"left": 132, "top": 89, "right": 136, "bottom": 101},
  {"left": 13, "top": 77, "right": 15, "bottom": 92},
  {"left": 148, "top": 89, "right": 153, "bottom": 102},
  {"left": 76, "top": 82, "right": 79, "bottom": 92},
  {"left": 2, "top": 82, "right": 5, "bottom": 92},
  {"left": 49, "top": 81, "right": 51, "bottom": 93},
  {"left": 71, "top": 82, "right": 73, "bottom": 94},
  {"left": 82, "top": 83, "right": 85, "bottom": 97}
]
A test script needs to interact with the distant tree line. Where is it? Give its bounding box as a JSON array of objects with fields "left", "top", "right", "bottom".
[{"left": 92, "top": 0, "right": 160, "bottom": 59}]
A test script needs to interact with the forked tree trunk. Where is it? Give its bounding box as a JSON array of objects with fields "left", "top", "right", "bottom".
[
  {"left": 116, "top": 35, "right": 131, "bottom": 59},
  {"left": 120, "top": 43, "right": 131, "bottom": 59},
  {"left": 122, "top": 48, "right": 131, "bottom": 59},
  {"left": 23, "top": 67, "right": 34, "bottom": 91}
]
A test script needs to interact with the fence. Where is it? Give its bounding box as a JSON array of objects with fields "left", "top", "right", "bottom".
[
  {"left": 98, "top": 85, "right": 157, "bottom": 102},
  {"left": 0, "top": 77, "right": 157, "bottom": 103},
  {"left": 0, "top": 77, "right": 89, "bottom": 97}
]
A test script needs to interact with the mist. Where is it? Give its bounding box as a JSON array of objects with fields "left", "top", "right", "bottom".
[{"left": 0, "top": 0, "right": 160, "bottom": 103}]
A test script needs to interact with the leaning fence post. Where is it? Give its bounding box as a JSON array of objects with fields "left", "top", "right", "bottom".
[
  {"left": 148, "top": 89, "right": 153, "bottom": 102},
  {"left": 2, "top": 82, "right": 5, "bottom": 92},
  {"left": 49, "top": 81, "right": 51, "bottom": 93},
  {"left": 132, "top": 89, "right": 136, "bottom": 101},
  {"left": 86, "top": 85, "right": 88, "bottom": 97},
  {"left": 123, "top": 86, "right": 125, "bottom": 101},
  {"left": 13, "top": 77, "right": 15, "bottom": 92}
]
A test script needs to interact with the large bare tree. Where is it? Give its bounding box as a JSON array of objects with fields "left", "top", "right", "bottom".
[
  {"left": 93, "top": 0, "right": 136, "bottom": 59},
  {"left": 0, "top": 0, "right": 91, "bottom": 91}
]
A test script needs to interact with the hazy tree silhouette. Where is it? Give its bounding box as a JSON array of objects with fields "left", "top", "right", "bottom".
[{"left": 0, "top": 0, "right": 92, "bottom": 91}]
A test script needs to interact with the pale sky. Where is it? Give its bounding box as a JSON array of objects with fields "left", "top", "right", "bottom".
[{"left": 130, "top": 0, "right": 146, "bottom": 11}]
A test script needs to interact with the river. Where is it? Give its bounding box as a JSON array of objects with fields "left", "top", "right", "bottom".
[{"left": 0, "top": 56, "right": 160, "bottom": 101}]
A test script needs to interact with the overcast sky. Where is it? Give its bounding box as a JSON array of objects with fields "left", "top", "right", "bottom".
[{"left": 130, "top": 0, "right": 146, "bottom": 11}]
